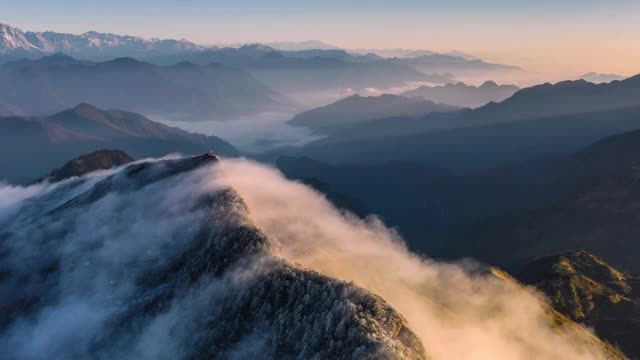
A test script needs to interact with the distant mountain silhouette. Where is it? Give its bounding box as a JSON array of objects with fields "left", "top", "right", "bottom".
[
  {"left": 463, "top": 76, "right": 640, "bottom": 126},
  {"left": 172, "top": 45, "right": 447, "bottom": 94},
  {"left": 517, "top": 250, "right": 640, "bottom": 359},
  {"left": 401, "top": 81, "right": 520, "bottom": 108},
  {"left": 37, "top": 149, "right": 134, "bottom": 183},
  {"left": 273, "top": 75, "right": 640, "bottom": 169},
  {"left": 288, "top": 94, "right": 459, "bottom": 134},
  {"left": 0, "top": 53, "right": 284, "bottom": 120},
  {"left": 398, "top": 53, "right": 522, "bottom": 76},
  {"left": 1, "top": 22, "right": 525, "bottom": 98},
  {"left": 0, "top": 104, "right": 238, "bottom": 183},
  {"left": 578, "top": 72, "right": 627, "bottom": 83}
]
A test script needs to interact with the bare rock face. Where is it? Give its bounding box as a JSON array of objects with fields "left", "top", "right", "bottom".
[{"left": 0, "top": 154, "right": 426, "bottom": 360}]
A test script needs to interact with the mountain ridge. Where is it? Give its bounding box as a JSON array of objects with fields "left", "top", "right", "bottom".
[
  {"left": 0, "top": 53, "right": 284, "bottom": 120},
  {"left": 0, "top": 104, "right": 239, "bottom": 183}
]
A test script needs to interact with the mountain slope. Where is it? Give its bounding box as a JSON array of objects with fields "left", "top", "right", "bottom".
[
  {"left": 518, "top": 250, "right": 640, "bottom": 359},
  {"left": 401, "top": 81, "right": 520, "bottom": 108},
  {"left": 0, "top": 104, "right": 239, "bottom": 183},
  {"left": 446, "top": 126, "right": 640, "bottom": 274},
  {"left": 288, "top": 94, "right": 459, "bottom": 134},
  {"left": 0, "top": 53, "right": 284, "bottom": 120},
  {"left": 0, "top": 154, "right": 425, "bottom": 359}
]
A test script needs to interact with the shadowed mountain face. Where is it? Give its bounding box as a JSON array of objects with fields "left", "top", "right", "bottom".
[
  {"left": 0, "top": 155, "right": 426, "bottom": 360},
  {"left": 275, "top": 105, "right": 640, "bottom": 260},
  {"left": 0, "top": 53, "right": 284, "bottom": 120},
  {"left": 0, "top": 104, "right": 239, "bottom": 184},
  {"left": 439, "top": 125, "right": 640, "bottom": 274},
  {"left": 518, "top": 250, "right": 640, "bottom": 359},
  {"left": 38, "top": 149, "right": 134, "bottom": 183},
  {"left": 288, "top": 94, "right": 459, "bottom": 135},
  {"left": 277, "top": 105, "right": 640, "bottom": 175},
  {"left": 401, "top": 81, "right": 520, "bottom": 108}
]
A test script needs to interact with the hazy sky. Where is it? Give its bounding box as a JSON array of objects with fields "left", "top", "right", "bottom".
[{"left": 2, "top": 0, "right": 639, "bottom": 77}]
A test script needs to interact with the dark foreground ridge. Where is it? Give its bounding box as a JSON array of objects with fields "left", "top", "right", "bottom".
[{"left": 0, "top": 154, "right": 426, "bottom": 359}]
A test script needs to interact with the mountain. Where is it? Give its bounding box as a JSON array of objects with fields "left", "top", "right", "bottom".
[
  {"left": 276, "top": 156, "right": 455, "bottom": 247},
  {"left": 0, "top": 154, "right": 625, "bottom": 359},
  {"left": 0, "top": 22, "right": 205, "bottom": 61},
  {"left": 399, "top": 53, "right": 523, "bottom": 75},
  {"left": 1, "top": 22, "right": 524, "bottom": 101},
  {"left": 272, "top": 75, "right": 640, "bottom": 168},
  {"left": 518, "top": 250, "right": 640, "bottom": 358},
  {"left": 288, "top": 94, "right": 459, "bottom": 134},
  {"left": 578, "top": 72, "right": 627, "bottom": 83},
  {"left": 0, "top": 53, "right": 284, "bottom": 120},
  {"left": 175, "top": 45, "right": 445, "bottom": 94},
  {"left": 447, "top": 126, "right": 640, "bottom": 274},
  {"left": 278, "top": 105, "right": 640, "bottom": 173},
  {"left": 0, "top": 154, "right": 426, "bottom": 359},
  {"left": 37, "top": 149, "right": 134, "bottom": 183},
  {"left": 274, "top": 103, "right": 640, "bottom": 260},
  {"left": 464, "top": 76, "right": 640, "bottom": 125},
  {"left": 0, "top": 103, "right": 239, "bottom": 184},
  {"left": 401, "top": 81, "right": 520, "bottom": 108}
]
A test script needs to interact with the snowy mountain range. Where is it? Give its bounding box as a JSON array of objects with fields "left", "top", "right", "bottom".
[{"left": 0, "top": 23, "right": 205, "bottom": 60}]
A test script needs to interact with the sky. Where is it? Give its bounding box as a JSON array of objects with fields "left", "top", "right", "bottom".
[{"left": 2, "top": 0, "right": 639, "bottom": 78}]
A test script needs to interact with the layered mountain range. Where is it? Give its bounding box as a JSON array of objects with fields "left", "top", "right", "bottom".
[
  {"left": 274, "top": 72, "right": 640, "bottom": 273},
  {"left": 401, "top": 81, "right": 520, "bottom": 108},
  {"left": 0, "top": 53, "right": 284, "bottom": 120},
  {"left": 288, "top": 94, "right": 459, "bottom": 135},
  {"left": 274, "top": 74, "right": 640, "bottom": 171},
  {"left": 0, "top": 22, "right": 522, "bottom": 98}
]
